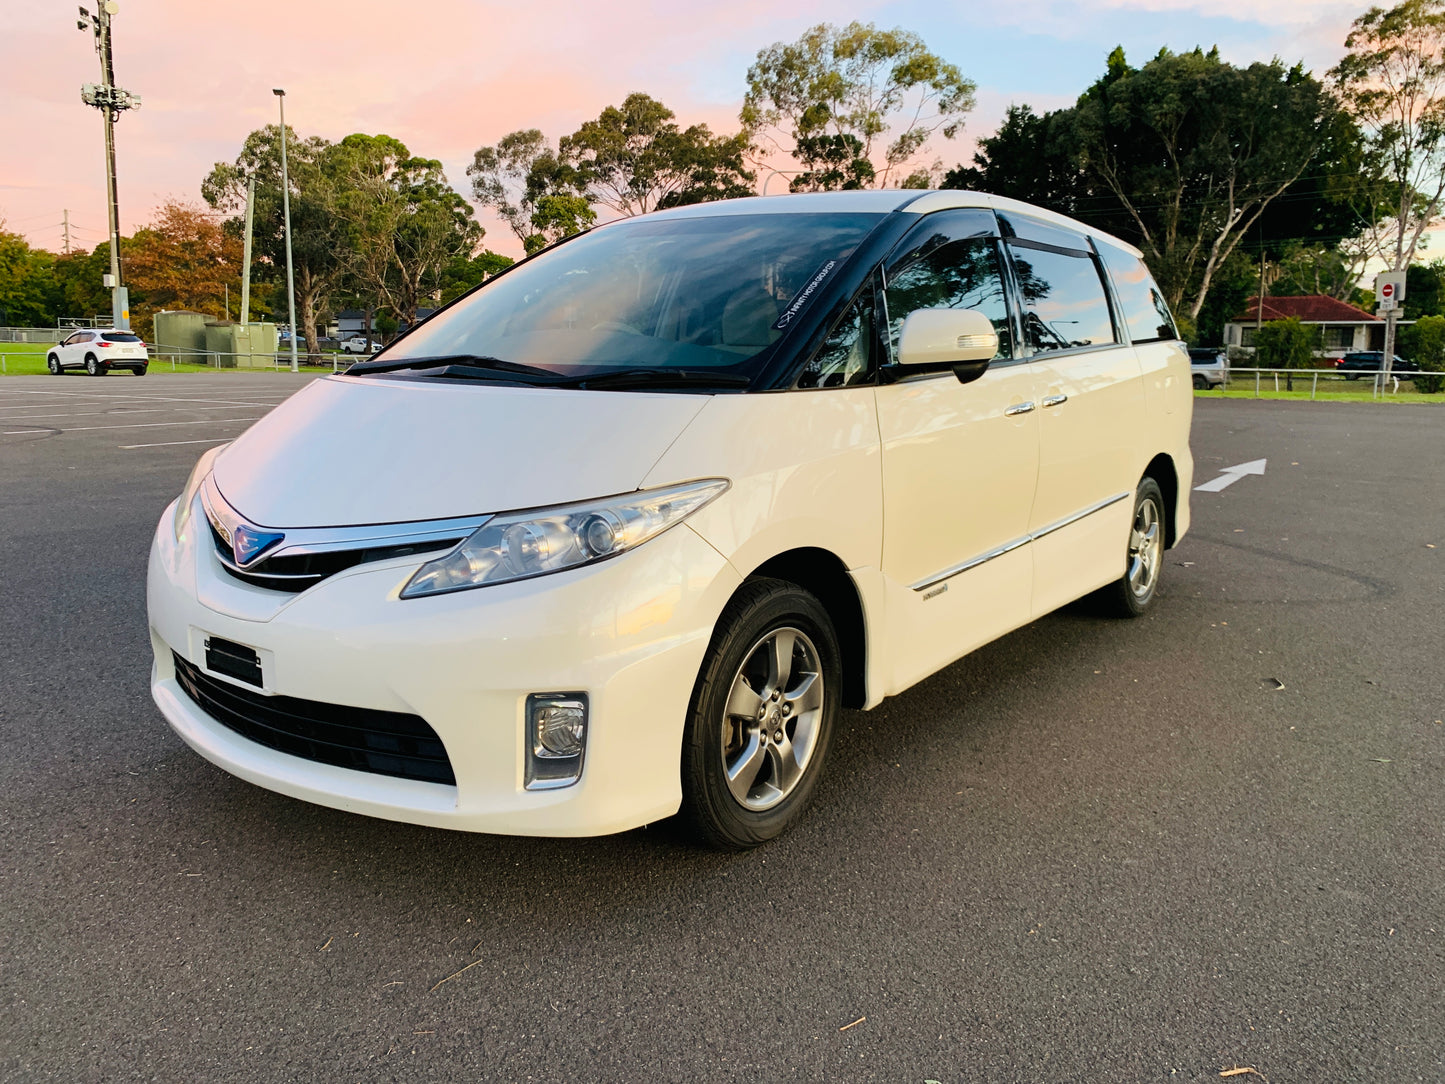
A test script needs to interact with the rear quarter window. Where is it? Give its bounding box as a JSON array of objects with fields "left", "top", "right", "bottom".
[{"left": 1098, "top": 245, "right": 1178, "bottom": 344}]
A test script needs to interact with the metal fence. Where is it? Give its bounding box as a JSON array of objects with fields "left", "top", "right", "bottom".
[
  {"left": 1211, "top": 366, "right": 1439, "bottom": 399},
  {"left": 0, "top": 327, "right": 66, "bottom": 344}
]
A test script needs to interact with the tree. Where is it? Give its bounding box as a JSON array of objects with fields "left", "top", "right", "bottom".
[
  {"left": 438, "top": 250, "right": 514, "bottom": 304},
  {"left": 468, "top": 130, "right": 591, "bottom": 253},
  {"left": 1332, "top": 0, "right": 1445, "bottom": 272},
  {"left": 333, "top": 134, "right": 482, "bottom": 328},
  {"left": 123, "top": 200, "right": 244, "bottom": 338},
  {"left": 0, "top": 226, "right": 57, "bottom": 327},
  {"left": 50, "top": 245, "right": 114, "bottom": 321},
  {"left": 1254, "top": 316, "right": 1322, "bottom": 388},
  {"left": 953, "top": 49, "right": 1362, "bottom": 325},
  {"left": 561, "top": 93, "right": 754, "bottom": 216},
  {"left": 742, "top": 22, "right": 974, "bottom": 188},
  {"left": 1072, "top": 48, "right": 1342, "bottom": 322},
  {"left": 789, "top": 134, "right": 875, "bottom": 192},
  {"left": 1396, "top": 311, "right": 1445, "bottom": 389},
  {"left": 1268, "top": 243, "right": 1372, "bottom": 303},
  {"left": 203, "top": 125, "right": 347, "bottom": 353},
  {"left": 943, "top": 105, "right": 1087, "bottom": 209},
  {"left": 1406, "top": 257, "right": 1445, "bottom": 315}
]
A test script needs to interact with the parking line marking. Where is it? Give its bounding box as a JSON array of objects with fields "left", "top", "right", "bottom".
[
  {"left": 0, "top": 389, "right": 300, "bottom": 408},
  {"left": 0, "top": 409, "right": 169, "bottom": 420},
  {"left": 119, "top": 437, "right": 235, "bottom": 449},
  {"left": 4, "top": 416, "right": 264, "bottom": 435}
]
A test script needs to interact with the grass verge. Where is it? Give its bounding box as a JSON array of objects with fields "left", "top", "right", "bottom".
[{"left": 0, "top": 343, "right": 337, "bottom": 377}]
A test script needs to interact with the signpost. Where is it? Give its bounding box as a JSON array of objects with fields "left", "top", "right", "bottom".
[{"left": 1375, "top": 271, "right": 1407, "bottom": 393}]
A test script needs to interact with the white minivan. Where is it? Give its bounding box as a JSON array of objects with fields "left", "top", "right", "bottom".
[{"left": 148, "top": 190, "right": 1192, "bottom": 849}]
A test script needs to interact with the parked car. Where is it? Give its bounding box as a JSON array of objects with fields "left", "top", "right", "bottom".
[
  {"left": 1337, "top": 351, "right": 1419, "bottom": 379},
  {"left": 340, "top": 335, "right": 382, "bottom": 354},
  {"left": 148, "top": 190, "right": 1194, "bottom": 849},
  {"left": 46, "top": 328, "right": 148, "bottom": 376},
  {"left": 1188, "top": 347, "right": 1227, "bottom": 389}
]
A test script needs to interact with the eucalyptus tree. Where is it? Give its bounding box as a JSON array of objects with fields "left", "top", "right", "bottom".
[
  {"left": 560, "top": 93, "right": 754, "bottom": 215},
  {"left": 203, "top": 125, "right": 346, "bottom": 353},
  {"left": 741, "top": 22, "right": 974, "bottom": 189},
  {"left": 1332, "top": 0, "right": 1445, "bottom": 272}
]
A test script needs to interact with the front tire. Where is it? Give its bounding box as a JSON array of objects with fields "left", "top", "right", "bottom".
[
  {"left": 1097, "top": 477, "right": 1166, "bottom": 618},
  {"left": 1193, "top": 374, "right": 1208, "bottom": 390},
  {"left": 680, "top": 579, "right": 841, "bottom": 850},
  {"left": 47, "top": 353, "right": 62, "bottom": 375}
]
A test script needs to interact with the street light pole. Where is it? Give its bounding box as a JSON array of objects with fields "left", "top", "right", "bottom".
[{"left": 274, "top": 88, "right": 299, "bottom": 374}]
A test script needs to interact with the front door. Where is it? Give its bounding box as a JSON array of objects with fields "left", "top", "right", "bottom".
[{"left": 872, "top": 210, "right": 1041, "bottom": 693}]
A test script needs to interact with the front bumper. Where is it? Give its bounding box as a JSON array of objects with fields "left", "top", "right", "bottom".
[{"left": 147, "top": 500, "right": 741, "bottom": 836}]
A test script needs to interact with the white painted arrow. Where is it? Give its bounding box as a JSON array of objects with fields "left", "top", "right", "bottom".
[{"left": 1194, "top": 458, "right": 1267, "bottom": 493}]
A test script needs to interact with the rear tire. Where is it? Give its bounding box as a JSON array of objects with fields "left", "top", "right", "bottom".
[
  {"left": 1192, "top": 374, "right": 1208, "bottom": 390},
  {"left": 1096, "top": 477, "right": 1166, "bottom": 619},
  {"left": 680, "top": 579, "right": 840, "bottom": 850},
  {"left": 133, "top": 364, "right": 148, "bottom": 376},
  {"left": 85, "top": 354, "right": 105, "bottom": 376},
  {"left": 47, "top": 354, "right": 62, "bottom": 375}
]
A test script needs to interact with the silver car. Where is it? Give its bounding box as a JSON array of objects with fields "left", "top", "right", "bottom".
[{"left": 1188, "top": 347, "right": 1227, "bottom": 389}]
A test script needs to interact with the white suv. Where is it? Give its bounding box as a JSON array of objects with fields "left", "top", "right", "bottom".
[
  {"left": 48, "top": 328, "right": 149, "bottom": 375},
  {"left": 147, "top": 191, "right": 1193, "bottom": 849}
]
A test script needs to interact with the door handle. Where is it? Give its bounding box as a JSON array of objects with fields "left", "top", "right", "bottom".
[
  {"left": 1041, "top": 394, "right": 1068, "bottom": 408},
  {"left": 1004, "top": 401, "right": 1036, "bottom": 416}
]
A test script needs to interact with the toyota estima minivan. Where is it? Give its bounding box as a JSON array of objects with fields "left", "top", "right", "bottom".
[{"left": 148, "top": 190, "right": 1192, "bottom": 849}]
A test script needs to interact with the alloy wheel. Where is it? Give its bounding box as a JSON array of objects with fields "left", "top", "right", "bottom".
[{"left": 719, "top": 626, "right": 825, "bottom": 811}]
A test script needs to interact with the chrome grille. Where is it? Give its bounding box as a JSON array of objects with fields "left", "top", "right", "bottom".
[{"left": 201, "top": 477, "right": 485, "bottom": 593}]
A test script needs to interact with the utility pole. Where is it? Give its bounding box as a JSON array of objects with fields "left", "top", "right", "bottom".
[
  {"left": 77, "top": 2, "right": 140, "bottom": 330},
  {"left": 239, "top": 174, "right": 255, "bottom": 325},
  {"left": 62, "top": 209, "right": 72, "bottom": 255},
  {"left": 274, "top": 89, "right": 299, "bottom": 374}
]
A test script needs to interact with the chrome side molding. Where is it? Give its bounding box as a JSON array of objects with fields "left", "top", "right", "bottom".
[{"left": 911, "top": 490, "right": 1131, "bottom": 593}]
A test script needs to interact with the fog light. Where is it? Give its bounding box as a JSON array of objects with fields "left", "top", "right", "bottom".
[{"left": 525, "top": 693, "right": 588, "bottom": 790}]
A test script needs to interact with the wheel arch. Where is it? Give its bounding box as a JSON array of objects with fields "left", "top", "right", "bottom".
[
  {"left": 1143, "top": 453, "right": 1179, "bottom": 548},
  {"left": 740, "top": 547, "right": 867, "bottom": 710}
]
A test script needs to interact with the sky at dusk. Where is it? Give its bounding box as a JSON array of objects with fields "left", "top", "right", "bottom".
[{"left": 1, "top": 0, "right": 1367, "bottom": 260}]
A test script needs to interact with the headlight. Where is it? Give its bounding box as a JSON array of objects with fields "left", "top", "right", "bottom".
[
  {"left": 400, "top": 478, "right": 729, "bottom": 598},
  {"left": 172, "top": 444, "right": 227, "bottom": 543}
]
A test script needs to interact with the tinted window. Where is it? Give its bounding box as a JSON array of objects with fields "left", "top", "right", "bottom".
[
  {"left": 798, "top": 277, "right": 876, "bottom": 389},
  {"left": 1009, "top": 244, "right": 1116, "bottom": 354},
  {"left": 1097, "top": 244, "right": 1177, "bottom": 344},
  {"left": 103, "top": 332, "right": 141, "bottom": 342},
  {"left": 883, "top": 219, "right": 1012, "bottom": 361},
  {"left": 379, "top": 213, "right": 881, "bottom": 380}
]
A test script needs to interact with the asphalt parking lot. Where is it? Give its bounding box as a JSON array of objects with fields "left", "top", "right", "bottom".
[{"left": 1, "top": 373, "right": 1441, "bottom": 1083}]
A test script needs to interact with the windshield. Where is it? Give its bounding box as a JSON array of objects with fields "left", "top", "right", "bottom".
[{"left": 376, "top": 212, "right": 883, "bottom": 381}]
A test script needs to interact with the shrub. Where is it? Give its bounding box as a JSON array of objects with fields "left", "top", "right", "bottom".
[
  {"left": 1400, "top": 314, "right": 1445, "bottom": 393},
  {"left": 1254, "top": 317, "right": 1321, "bottom": 389}
]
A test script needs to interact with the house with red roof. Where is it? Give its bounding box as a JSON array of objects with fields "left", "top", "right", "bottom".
[{"left": 1223, "top": 295, "right": 1405, "bottom": 360}]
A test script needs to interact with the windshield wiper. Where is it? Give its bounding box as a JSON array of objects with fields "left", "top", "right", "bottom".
[
  {"left": 347, "top": 354, "right": 567, "bottom": 383},
  {"left": 572, "top": 368, "right": 753, "bottom": 391}
]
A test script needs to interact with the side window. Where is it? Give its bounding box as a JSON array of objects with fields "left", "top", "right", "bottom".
[
  {"left": 63, "top": 332, "right": 83, "bottom": 346},
  {"left": 798, "top": 278, "right": 875, "bottom": 389},
  {"left": 1008, "top": 244, "right": 1117, "bottom": 354},
  {"left": 884, "top": 237, "right": 1012, "bottom": 361},
  {"left": 1097, "top": 244, "right": 1177, "bottom": 343}
]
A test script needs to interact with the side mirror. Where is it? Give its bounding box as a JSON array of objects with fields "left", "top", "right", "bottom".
[{"left": 887, "top": 308, "right": 999, "bottom": 385}]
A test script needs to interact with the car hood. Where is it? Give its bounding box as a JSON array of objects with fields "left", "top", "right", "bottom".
[{"left": 211, "top": 375, "right": 711, "bottom": 528}]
